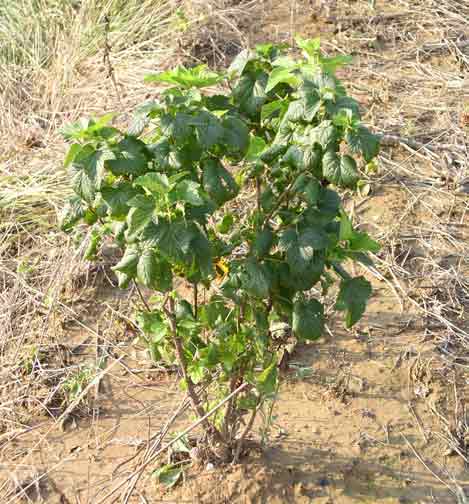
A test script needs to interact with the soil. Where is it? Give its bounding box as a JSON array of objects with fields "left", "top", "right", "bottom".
[{"left": 2, "top": 0, "right": 469, "bottom": 503}]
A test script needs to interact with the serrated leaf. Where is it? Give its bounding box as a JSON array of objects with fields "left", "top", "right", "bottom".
[
  {"left": 259, "top": 143, "right": 288, "bottom": 164},
  {"left": 64, "top": 144, "right": 82, "bottom": 168},
  {"left": 280, "top": 227, "right": 329, "bottom": 275},
  {"left": 189, "top": 111, "right": 224, "bottom": 149},
  {"left": 228, "top": 49, "right": 253, "bottom": 77},
  {"left": 174, "top": 180, "right": 204, "bottom": 206},
  {"left": 112, "top": 246, "right": 139, "bottom": 276},
  {"left": 137, "top": 249, "right": 173, "bottom": 292},
  {"left": 299, "top": 227, "right": 330, "bottom": 251},
  {"left": 190, "top": 226, "right": 214, "bottom": 279},
  {"left": 282, "top": 145, "right": 305, "bottom": 170},
  {"left": 59, "top": 196, "right": 86, "bottom": 232},
  {"left": 126, "top": 203, "right": 154, "bottom": 241},
  {"left": 251, "top": 227, "right": 274, "bottom": 258},
  {"left": 106, "top": 157, "right": 146, "bottom": 176},
  {"left": 265, "top": 67, "right": 300, "bottom": 93},
  {"left": 256, "top": 360, "right": 278, "bottom": 395},
  {"left": 202, "top": 159, "right": 238, "bottom": 206},
  {"left": 70, "top": 148, "right": 105, "bottom": 204},
  {"left": 242, "top": 259, "right": 271, "bottom": 298},
  {"left": 134, "top": 172, "right": 171, "bottom": 195},
  {"left": 335, "top": 276, "right": 372, "bottom": 328},
  {"left": 222, "top": 115, "right": 250, "bottom": 157},
  {"left": 145, "top": 65, "right": 223, "bottom": 89},
  {"left": 101, "top": 182, "right": 139, "bottom": 218},
  {"left": 346, "top": 125, "right": 380, "bottom": 162},
  {"left": 349, "top": 231, "right": 380, "bottom": 253},
  {"left": 246, "top": 135, "right": 267, "bottom": 162},
  {"left": 293, "top": 297, "right": 324, "bottom": 340},
  {"left": 261, "top": 100, "right": 287, "bottom": 123},
  {"left": 309, "top": 121, "right": 337, "bottom": 149},
  {"left": 323, "top": 151, "right": 359, "bottom": 188},
  {"left": 296, "top": 36, "right": 321, "bottom": 58},
  {"left": 320, "top": 54, "right": 353, "bottom": 74},
  {"left": 160, "top": 112, "right": 192, "bottom": 141},
  {"left": 232, "top": 72, "right": 268, "bottom": 118}
]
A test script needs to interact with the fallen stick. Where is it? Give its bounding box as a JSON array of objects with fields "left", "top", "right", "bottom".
[
  {"left": 379, "top": 133, "right": 466, "bottom": 153},
  {"left": 325, "top": 12, "right": 408, "bottom": 29}
]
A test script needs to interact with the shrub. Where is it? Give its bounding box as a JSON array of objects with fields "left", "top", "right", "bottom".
[{"left": 60, "top": 37, "right": 380, "bottom": 462}]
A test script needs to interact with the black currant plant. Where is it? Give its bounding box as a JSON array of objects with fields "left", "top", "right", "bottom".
[{"left": 60, "top": 37, "right": 380, "bottom": 462}]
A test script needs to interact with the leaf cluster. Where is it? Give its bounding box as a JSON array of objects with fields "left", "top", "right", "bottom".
[{"left": 60, "top": 38, "right": 380, "bottom": 442}]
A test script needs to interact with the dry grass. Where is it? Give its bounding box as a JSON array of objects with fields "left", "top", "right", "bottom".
[{"left": 1, "top": 0, "right": 469, "bottom": 501}]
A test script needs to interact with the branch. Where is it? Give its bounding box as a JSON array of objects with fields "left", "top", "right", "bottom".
[{"left": 166, "top": 297, "right": 225, "bottom": 445}]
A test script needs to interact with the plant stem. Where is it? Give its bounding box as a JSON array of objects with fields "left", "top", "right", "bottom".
[
  {"left": 262, "top": 169, "right": 306, "bottom": 228},
  {"left": 233, "top": 399, "right": 261, "bottom": 463},
  {"left": 256, "top": 176, "right": 261, "bottom": 212},
  {"left": 166, "top": 297, "right": 225, "bottom": 445},
  {"left": 193, "top": 282, "right": 198, "bottom": 319},
  {"left": 133, "top": 281, "right": 151, "bottom": 312}
]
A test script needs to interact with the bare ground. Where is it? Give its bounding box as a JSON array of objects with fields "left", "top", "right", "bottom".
[{"left": 1, "top": 0, "right": 468, "bottom": 502}]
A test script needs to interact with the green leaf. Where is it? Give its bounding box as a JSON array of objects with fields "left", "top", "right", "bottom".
[
  {"left": 202, "top": 159, "right": 238, "bottom": 206},
  {"left": 309, "top": 121, "right": 337, "bottom": 149},
  {"left": 251, "top": 227, "right": 274, "bottom": 258},
  {"left": 145, "top": 64, "right": 223, "bottom": 88},
  {"left": 299, "top": 227, "right": 330, "bottom": 251},
  {"left": 261, "top": 100, "right": 287, "bottom": 123},
  {"left": 217, "top": 213, "right": 235, "bottom": 234},
  {"left": 64, "top": 144, "right": 82, "bottom": 168},
  {"left": 265, "top": 67, "right": 300, "bottom": 93},
  {"left": 126, "top": 201, "right": 154, "bottom": 241},
  {"left": 348, "top": 231, "right": 380, "bottom": 253},
  {"left": 228, "top": 49, "right": 253, "bottom": 77},
  {"left": 279, "top": 227, "right": 329, "bottom": 275},
  {"left": 173, "top": 180, "right": 204, "bottom": 206},
  {"left": 153, "top": 465, "right": 183, "bottom": 488},
  {"left": 320, "top": 54, "right": 353, "bottom": 74},
  {"left": 134, "top": 172, "right": 171, "bottom": 195},
  {"left": 246, "top": 135, "right": 267, "bottom": 162},
  {"left": 137, "top": 249, "right": 173, "bottom": 291},
  {"left": 106, "top": 137, "right": 149, "bottom": 176},
  {"left": 115, "top": 271, "right": 131, "bottom": 289},
  {"left": 259, "top": 143, "right": 288, "bottom": 164},
  {"left": 101, "top": 182, "right": 139, "bottom": 218},
  {"left": 189, "top": 111, "right": 224, "bottom": 149},
  {"left": 222, "top": 115, "right": 250, "bottom": 155},
  {"left": 256, "top": 360, "right": 278, "bottom": 396},
  {"left": 59, "top": 196, "right": 86, "bottom": 232},
  {"left": 282, "top": 145, "right": 305, "bottom": 170},
  {"left": 296, "top": 36, "right": 321, "bottom": 59},
  {"left": 112, "top": 246, "right": 139, "bottom": 276},
  {"left": 70, "top": 148, "right": 105, "bottom": 204},
  {"left": 137, "top": 311, "right": 168, "bottom": 342},
  {"left": 84, "top": 229, "right": 102, "bottom": 260},
  {"left": 160, "top": 112, "right": 192, "bottom": 141},
  {"left": 346, "top": 125, "right": 380, "bottom": 162},
  {"left": 323, "top": 151, "right": 359, "bottom": 189},
  {"left": 242, "top": 258, "right": 271, "bottom": 298},
  {"left": 232, "top": 72, "right": 268, "bottom": 118},
  {"left": 335, "top": 276, "right": 372, "bottom": 328},
  {"left": 190, "top": 227, "right": 214, "bottom": 279},
  {"left": 292, "top": 297, "right": 324, "bottom": 340},
  {"left": 339, "top": 210, "right": 354, "bottom": 241}
]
